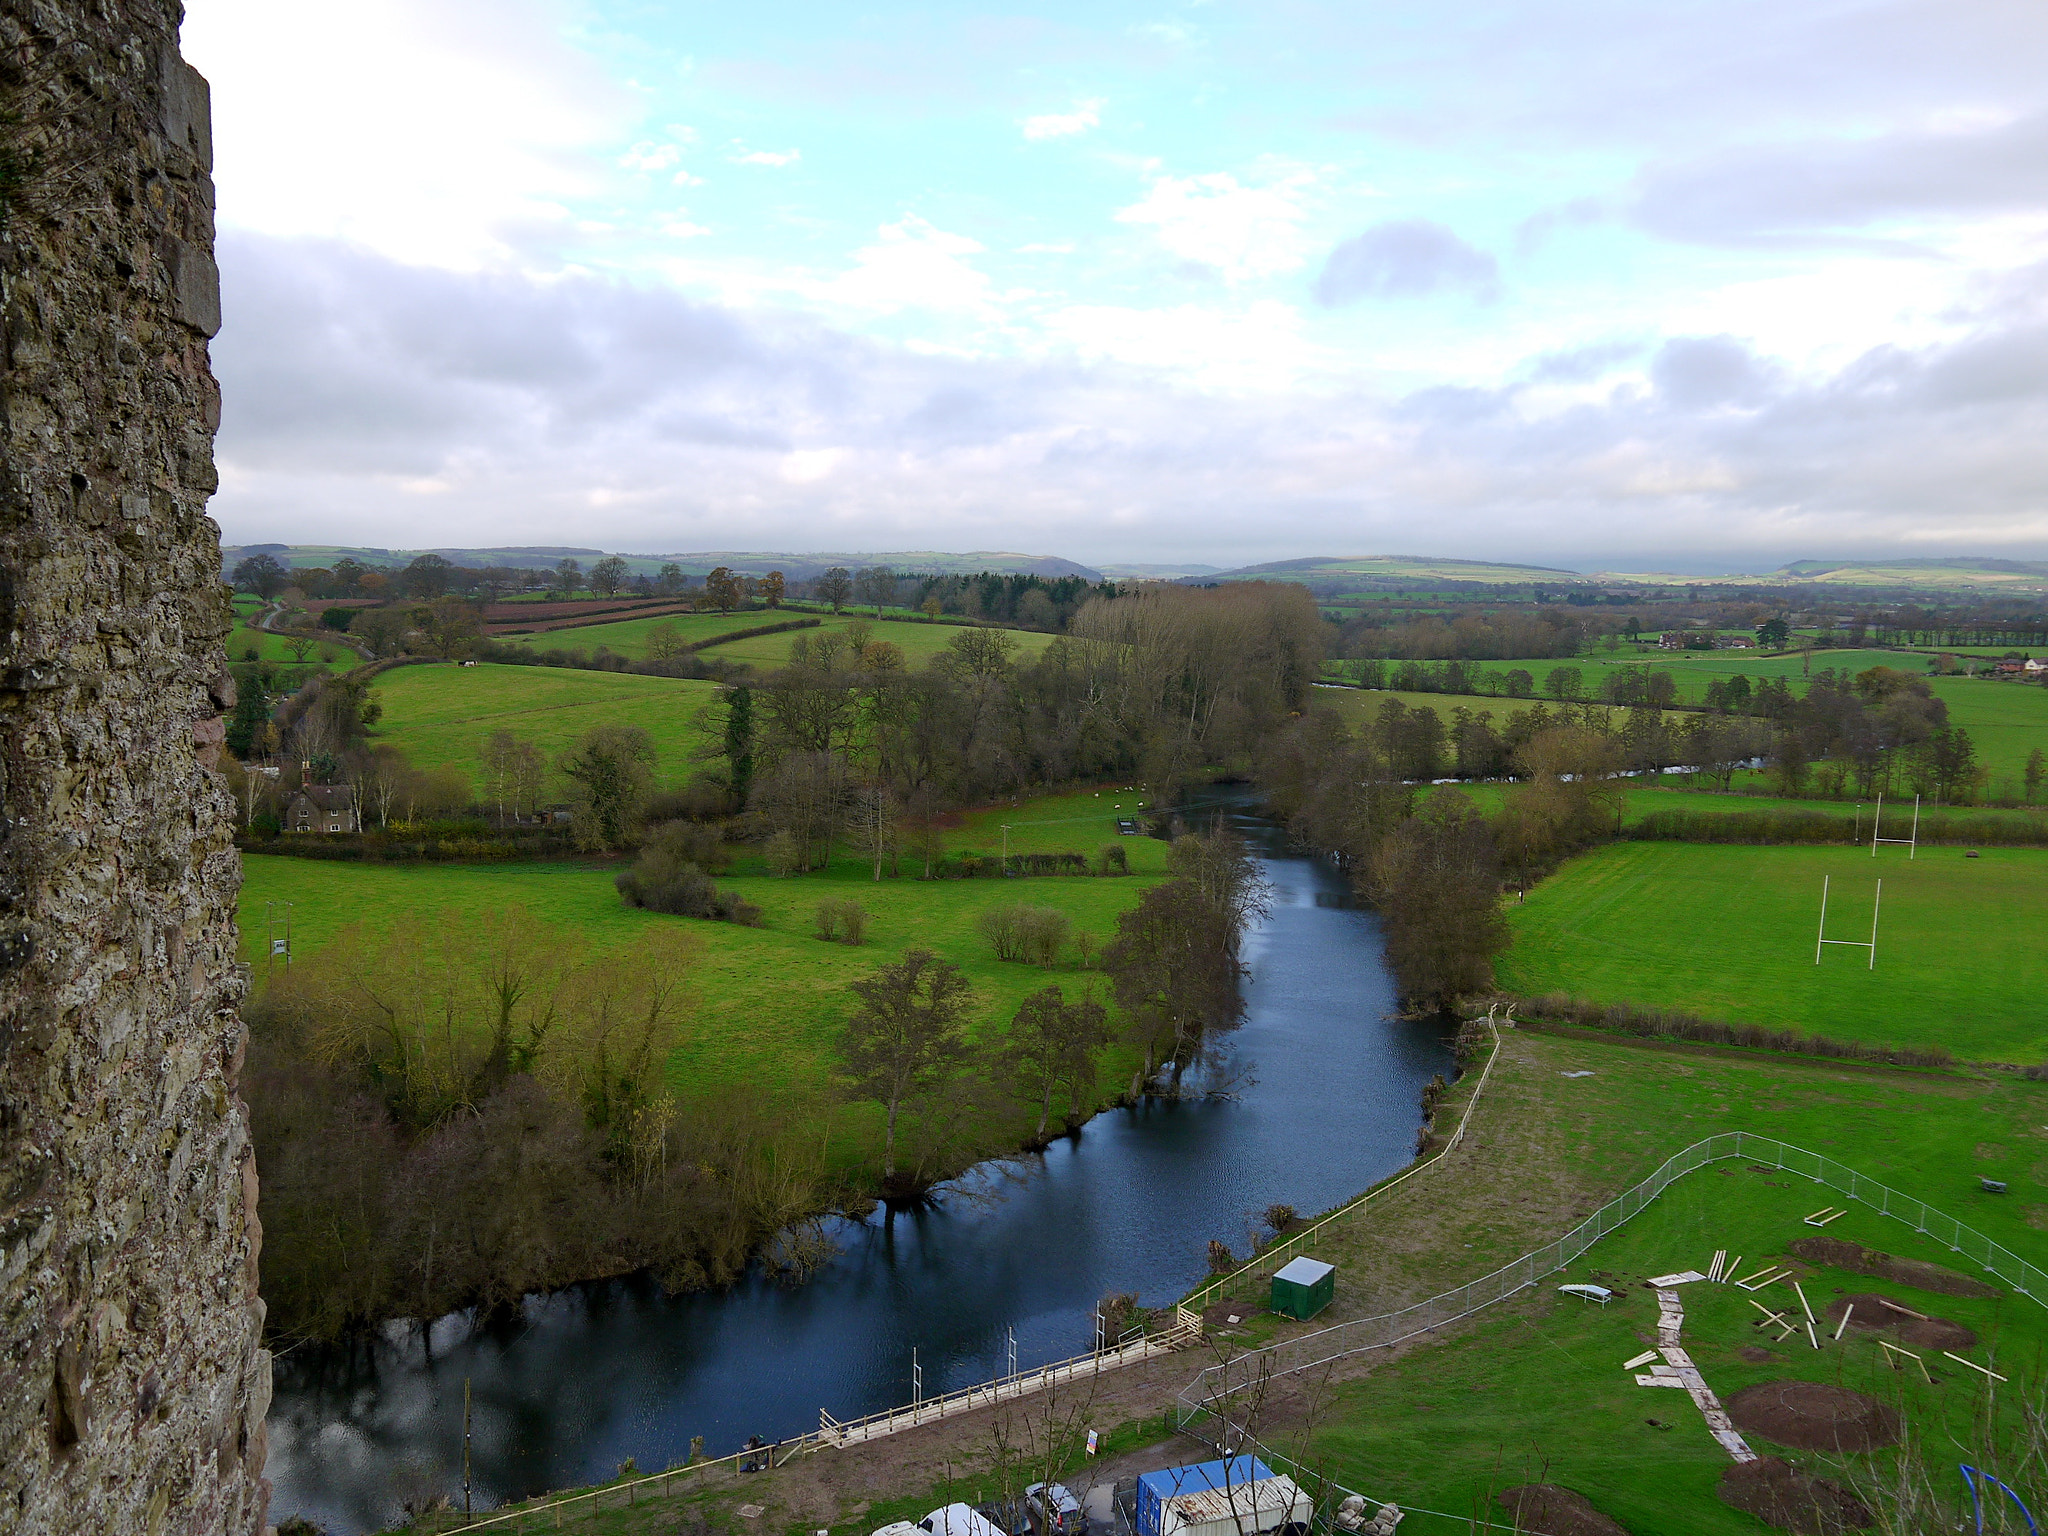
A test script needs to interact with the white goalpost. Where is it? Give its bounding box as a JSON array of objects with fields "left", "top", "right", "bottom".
[
  {"left": 1815, "top": 876, "right": 1881, "bottom": 969},
  {"left": 1870, "top": 792, "right": 1919, "bottom": 859}
]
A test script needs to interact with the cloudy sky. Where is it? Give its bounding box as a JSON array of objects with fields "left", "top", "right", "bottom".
[{"left": 182, "top": 0, "right": 2048, "bottom": 572}]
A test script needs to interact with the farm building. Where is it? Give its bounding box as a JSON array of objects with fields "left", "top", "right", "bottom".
[{"left": 1270, "top": 1255, "right": 1336, "bottom": 1319}]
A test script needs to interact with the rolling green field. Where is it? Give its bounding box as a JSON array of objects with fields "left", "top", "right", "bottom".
[
  {"left": 506, "top": 610, "right": 1057, "bottom": 668},
  {"left": 499, "top": 609, "right": 795, "bottom": 653},
  {"left": 1928, "top": 678, "right": 2048, "bottom": 790},
  {"left": 1499, "top": 841, "right": 2048, "bottom": 1061},
  {"left": 240, "top": 787, "right": 1170, "bottom": 1161},
  {"left": 1570, "top": 646, "right": 1927, "bottom": 701},
  {"left": 1312, "top": 684, "right": 1626, "bottom": 731},
  {"left": 366, "top": 662, "right": 722, "bottom": 792}
]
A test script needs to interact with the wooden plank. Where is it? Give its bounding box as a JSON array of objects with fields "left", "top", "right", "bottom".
[{"left": 1941, "top": 1351, "right": 2007, "bottom": 1382}]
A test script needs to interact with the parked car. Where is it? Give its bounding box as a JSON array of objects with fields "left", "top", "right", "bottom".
[
  {"left": 873, "top": 1523, "right": 925, "bottom": 1536},
  {"left": 921, "top": 1504, "right": 1009, "bottom": 1536},
  {"left": 1026, "top": 1482, "right": 1087, "bottom": 1536},
  {"left": 977, "top": 1498, "right": 1033, "bottom": 1536}
]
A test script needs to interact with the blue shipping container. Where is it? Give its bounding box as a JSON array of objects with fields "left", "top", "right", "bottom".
[{"left": 1135, "top": 1459, "right": 1276, "bottom": 1536}]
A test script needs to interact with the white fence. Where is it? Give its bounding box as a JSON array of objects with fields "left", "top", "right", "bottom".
[{"left": 1177, "top": 1131, "right": 2045, "bottom": 1427}]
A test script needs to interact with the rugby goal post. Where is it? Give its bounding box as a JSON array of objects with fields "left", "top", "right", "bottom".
[
  {"left": 1870, "top": 792, "right": 1919, "bottom": 859},
  {"left": 1815, "top": 875, "right": 1880, "bottom": 969}
]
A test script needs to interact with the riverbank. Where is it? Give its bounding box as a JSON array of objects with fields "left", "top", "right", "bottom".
[
  {"left": 267, "top": 812, "right": 1447, "bottom": 1534},
  {"left": 379, "top": 1027, "right": 2048, "bottom": 1535}
]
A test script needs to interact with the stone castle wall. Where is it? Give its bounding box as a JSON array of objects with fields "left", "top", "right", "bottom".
[{"left": 1, "top": 3, "right": 266, "bottom": 1533}]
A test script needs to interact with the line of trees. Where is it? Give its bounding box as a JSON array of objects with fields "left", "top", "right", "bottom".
[{"left": 247, "top": 914, "right": 838, "bottom": 1340}]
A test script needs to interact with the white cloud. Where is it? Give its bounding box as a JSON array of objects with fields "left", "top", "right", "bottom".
[
  {"left": 730, "top": 148, "right": 802, "bottom": 167},
  {"left": 1114, "top": 171, "right": 1317, "bottom": 283},
  {"left": 1044, "top": 300, "right": 1327, "bottom": 391},
  {"left": 181, "top": 0, "right": 630, "bottom": 270},
  {"left": 824, "top": 217, "right": 998, "bottom": 315},
  {"left": 1022, "top": 100, "right": 1104, "bottom": 141},
  {"left": 622, "top": 141, "right": 682, "bottom": 173},
  {"left": 209, "top": 233, "right": 2048, "bottom": 567},
  {"left": 780, "top": 448, "right": 845, "bottom": 482}
]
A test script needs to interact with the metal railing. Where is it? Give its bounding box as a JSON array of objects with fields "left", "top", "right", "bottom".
[
  {"left": 428, "top": 1435, "right": 821, "bottom": 1531},
  {"left": 431, "top": 1309, "right": 1205, "bottom": 1528},
  {"left": 1177, "top": 1132, "right": 2046, "bottom": 1425},
  {"left": 818, "top": 1313, "right": 1200, "bottom": 1447},
  {"left": 1182, "top": 1012, "right": 1507, "bottom": 1312}
]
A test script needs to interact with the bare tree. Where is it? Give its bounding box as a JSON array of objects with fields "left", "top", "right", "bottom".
[
  {"left": 847, "top": 781, "right": 899, "bottom": 880},
  {"left": 840, "top": 949, "right": 974, "bottom": 1182},
  {"left": 1004, "top": 985, "right": 1110, "bottom": 1141},
  {"left": 816, "top": 566, "right": 852, "bottom": 613}
]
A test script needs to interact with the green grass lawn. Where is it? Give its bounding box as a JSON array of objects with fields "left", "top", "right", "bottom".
[
  {"left": 505, "top": 609, "right": 1057, "bottom": 668},
  {"left": 1498, "top": 841, "right": 2048, "bottom": 1061},
  {"left": 365, "top": 662, "right": 722, "bottom": 793},
  {"left": 1312, "top": 1154, "right": 2048, "bottom": 1532},
  {"left": 226, "top": 613, "right": 347, "bottom": 665},
  {"left": 1206, "top": 1026, "right": 2048, "bottom": 1532},
  {"left": 1927, "top": 677, "right": 2048, "bottom": 793},
  {"left": 240, "top": 785, "right": 1172, "bottom": 1167}
]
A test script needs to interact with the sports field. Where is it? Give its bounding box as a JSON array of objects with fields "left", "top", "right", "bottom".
[
  {"left": 1187, "top": 1024, "right": 2048, "bottom": 1532},
  {"left": 366, "top": 662, "right": 722, "bottom": 792},
  {"left": 1499, "top": 841, "right": 2048, "bottom": 1061},
  {"left": 239, "top": 786, "right": 1169, "bottom": 1164},
  {"left": 505, "top": 610, "right": 1056, "bottom": 668}
]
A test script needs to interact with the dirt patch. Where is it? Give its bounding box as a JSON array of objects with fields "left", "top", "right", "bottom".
[
  {"left": 1202, "top": 1300, "right": 1261, "bottom": 1331},
  {"left": 1495, "top": 1484, "right": 1631, "bottom": 1535},
  {"left": 1717, "top": 1457, "right": 1873, "bottom": 1533},
  {"left": 1823, "top": 1294, "right": 1977, "bottom": 1351},
  {"left": 1739, "top": 1345, "right": 1775, "bottom": 1363},
  {"left": 1726, "top": 1381, "right": 1900, "bottom": 1453},
  {"left": 1787, "top": 1236, "right": 1999, "bottom": 1299}
]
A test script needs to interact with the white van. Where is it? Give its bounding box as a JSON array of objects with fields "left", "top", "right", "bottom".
[{"left": 920, "top": 1505, "right": 1008, "bottom": 1536}]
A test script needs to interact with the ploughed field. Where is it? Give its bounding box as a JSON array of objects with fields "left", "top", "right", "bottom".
[{"left": 1498, "top": 841, "right": 2048, "bottom": 1062}]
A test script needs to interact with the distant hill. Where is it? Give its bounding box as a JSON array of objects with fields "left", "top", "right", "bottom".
[
  {"left": 1193, "top": 555, "right": 1587, "bottom": 588},
  {"left": 1771, "top": 558, "right": 2048, "bottom": 591},
  {"left": 1095, "top": 561, "right": 1224, "bottom": 580},
  {"left": 221, "top": 545, "right": 1104, "bottom": 583}
]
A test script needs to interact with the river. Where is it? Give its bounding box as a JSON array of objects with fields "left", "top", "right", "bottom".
[{"left": 267, "top": 812, "right": 1453, "bottom": 1533}]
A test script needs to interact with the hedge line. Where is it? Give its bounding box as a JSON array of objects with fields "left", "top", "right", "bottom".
[
  {"left": 1515, "top": 991, "right": 1955, "bottom": 1069},
  {"left": 237, "top": 828, "right": 579, "bottom": 863},
  {"left": 1625, "top": 807, "right": 2048, "bottom": 847}
]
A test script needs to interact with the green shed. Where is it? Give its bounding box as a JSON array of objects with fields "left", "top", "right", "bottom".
[{"left": 1269, "top": 1256, "right": 1336, "bottom": 1321}]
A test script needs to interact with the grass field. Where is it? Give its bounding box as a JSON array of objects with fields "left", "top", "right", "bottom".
[
  {"left": 1192, "top": 1019, "right": 2048, "bottom": 1533},
  {"left": 1927, "top": 677, "right": 2048, "bottom": 792},
  {"left": 506, "top": 610, "right": 1057, "bottom": 669},
  {"left": 1310, "top": 1122, "right": 2048, "bottom": 1530},
  {"left": 1498, "top": 841, "right": 2048, "bottom": 1061},
  {"left": 1312, "top": 685, "right": 1626, "bottom": 732},
  {"left": 240, "top": 787, "right": 1172, "bottom": 1165},
  {"left": 366, "top": 662, "right": 723, "bottom": 792}
]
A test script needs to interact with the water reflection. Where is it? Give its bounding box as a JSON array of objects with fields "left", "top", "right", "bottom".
[{"left": 268, "top": 813, "right": 1451, "bottom": 1533}]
